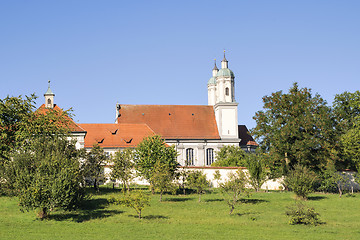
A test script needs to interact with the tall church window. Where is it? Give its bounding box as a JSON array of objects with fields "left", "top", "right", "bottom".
[
  {"left": 225, "top": 87, "right": 229, "bottom": 96},
  {"left": 186, "top": 148, "right": 194, "bottom": 166},
  {"left": 206, "top": 148, "right": 214, "bottom": 166}
]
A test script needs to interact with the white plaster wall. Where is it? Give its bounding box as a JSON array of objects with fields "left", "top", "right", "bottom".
[
  {"left": 103, "top": 166, "right": 284, "bottom": 190},
  {"left": 221, "top": 109, "right": 236, "bottom": 136}
]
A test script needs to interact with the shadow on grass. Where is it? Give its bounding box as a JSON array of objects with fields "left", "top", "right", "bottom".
[
  {"left": 308, "top": 196, "right": 327, "bottom": 201},
  {"left": 240, "top": 198, "right": 269, "bottom": 204},
  {"left": 49, "top": 209, "right": 124, "bottom": 223},
  {"left": 80, "top": 198, "right": 109, "bottom": 210},
  {"left": 234, "top": 211, "right": 260, "bottom": 217},
  {"left": 48, "top": 198, "right": 124, "bottom": 223},
  {"left": 164, "top": 197, "right": 194, "bottom": 202},
  {"left": 128, "top": 214, "right": 169, "bottom": 220},
  {"left": 205, "top": 198, "right": 224, "bottom": 202}
]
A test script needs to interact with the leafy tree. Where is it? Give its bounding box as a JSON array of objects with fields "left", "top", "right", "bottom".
[
  {"left": 135, "top": 135, "right": 178, "bottom": 193},
  {"left": 319, "top": 164, "right": 348, "bottom": 197},
  {"left": 213, "top": 170, "right": 222, "bottom": 187},
  {"left": 333, "top": 90, "right": 360, "bottom": 133},
  {"left": 150, "top": 161, "right": 177, "bottom": 201},
  {"left": 333, "top": 91, "right": 360, "bottom": 170},
  {"left": 82, "top": 144, "right": 108, "bottom": 190},
  {"left": 211, "top": 145, "right": 247, "bottom": 167},
  {"left": 219, "top": 169, "right": 249, "bottom": 214},
  {"left": 340, "top": 117, "right": 360, "bottom": 170},
  {"left": 252, "top": 82, "right": 336, "bottom": 176},
  {"left": 186, "top": 170, "right": 209, "bottom": 202},
  {"left": 177, "top": 168, "right": 189, "bottom": 195},
  {"left": 0, "top": 94, "right": 36, "bottom": 163},
  {"left": 0, "top": 95, "right": 73, "bottom": 195},
  {"left": 110, "top": 191, "right": 150, "bottom": 219},
  {"left": 246, "top": 154, "right": 268, "bottom": 192},
  {"left": 111, "top": 149, "right": 134, "bottom": 192},
  {"left": 283, "top": 164, "right": 317, "bottom": 200},
  {"left": 10, "top": 137, "right": 84, "bottom": 219}
]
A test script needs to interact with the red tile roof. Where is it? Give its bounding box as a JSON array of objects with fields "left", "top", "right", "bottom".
[
  {"left": 37, "top": 104, "right": 86, "bottom": 132},
  {"left": 78, "top": 123, "right": 156, "bottom": 148},
  {"left": 116, "top": 105, "right": 220, "bottom": 139}
]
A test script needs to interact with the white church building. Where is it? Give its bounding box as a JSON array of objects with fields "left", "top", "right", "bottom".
[{"left": 42, "top": 53, "right": 257, "bottom": 167}]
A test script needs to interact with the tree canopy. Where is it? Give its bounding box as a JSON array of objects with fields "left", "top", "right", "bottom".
[
  {"left": 211, "top": 145, "right": 247, "bottom": 167},
  {"left": 252, "top": 82, "right": 336, "bottom": 176},
  {"left": 135, "top": 135, "right": 178, "bottom": 192},
  {"left": 11, "top": 137, "right": 84, "bottom": 218}
]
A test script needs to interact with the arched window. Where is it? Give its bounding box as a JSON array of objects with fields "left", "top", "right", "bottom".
[
  {"left": 186, "top": 148, "right": 194, "bottom": 166},
  {"left": 225, "top": 87, "right": 229, "bottom": 96},
  {"left": 206, "top": 148, "right": 214, "bottom": 166},
  {"left": 47, "top": 99, "right": 51, "bottom": 105}
]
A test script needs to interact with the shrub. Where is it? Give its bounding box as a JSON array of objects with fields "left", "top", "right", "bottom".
[
  {"left": 109, "top": 190, "right": 150, "bottom": 219},
  {"left": 285, "top": 202, "right": 322, "bottom": 225},
  {"left": 283, "top": 164, "right": 317, "bottom": 200},
  {"left": 186, "top": 171, "right": 210, "bottom": 202}
]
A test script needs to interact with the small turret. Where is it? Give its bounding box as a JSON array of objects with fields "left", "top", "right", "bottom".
[
  {"left": 44, "top": 80, "right": 55, "bottom": 109},
  {"left": 221, "top": 50, "right": 228, "bottom": 69},
  {"left": 212, "top": 59, "right": 219, "bottom": 77}
]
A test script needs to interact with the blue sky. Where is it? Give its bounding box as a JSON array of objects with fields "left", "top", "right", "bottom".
[{"left": 1, "top": 1, "right": 359, "bottom": 130}]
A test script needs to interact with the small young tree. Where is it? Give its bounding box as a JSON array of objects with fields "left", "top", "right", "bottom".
[
  {"left": 219, "top": 169, "right": 248, "bottom": 215},
  {"left": 82, "top": 144, "right": 108, "bottom": 190},
  {"left": 177, "top": 168, "right": 189, "bottom": 195},
  {"left": 111, "top": 149, "right": 134, "bottom": 192},
  {"left": 11, "top": 137, "right": 84, "bottom": 219},
  {"left": 319, "top": 164, "right": 348, "bottom": 197},
  {"left": 246, "top": 154, "right": 268, "bottom": 192},
  {"left": 110, "top": 190, "right": 150, "bottom": 219},
  {"left": 283, "top": 164, "right": 317, "bottom": 200},
  {"left": 135, "top": 135, "right": 178, "bottom": 194},
  {"left": 150, "top": 161, "right": 177, "bottom": 201},
  {"left": 213, "top": 170, "right": 222, "bottom": 188},
  {"left": 186, "top": 171, "right": 210, "bottom": 202}
]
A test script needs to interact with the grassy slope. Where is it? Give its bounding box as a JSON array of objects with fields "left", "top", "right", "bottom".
[{"left": 1, "top": 189, "right": 360, "bottom": 240}]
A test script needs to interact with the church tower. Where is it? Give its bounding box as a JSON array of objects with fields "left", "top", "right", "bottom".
[
  {"left": 208, "top": 52, "right": 239, "bottom": 139},
  {"left": 44, "top": 80, "right": 55, "bottom": 109},
  {"left": 207, "top": 60, "right": 218, "bottom": 105}
]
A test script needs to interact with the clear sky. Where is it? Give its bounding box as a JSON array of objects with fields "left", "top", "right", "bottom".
[{"left": 1, "top": 1, "right": 359, "bottom": 130}]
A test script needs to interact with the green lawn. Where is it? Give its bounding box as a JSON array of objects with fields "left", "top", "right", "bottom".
[{"left": 1, "top": 188, "right": 360, "bottom": 240}]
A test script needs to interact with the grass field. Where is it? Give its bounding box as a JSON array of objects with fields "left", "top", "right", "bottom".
[{"left": 1, "top": 188, "right": 360, "bottom": 240}]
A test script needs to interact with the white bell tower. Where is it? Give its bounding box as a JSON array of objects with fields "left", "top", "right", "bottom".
[
  {"left": 44, "top": 80, "right": 55, "bottom": 109},
  {"left": 211, "top": 51, "right": 239, "bottom": 139}
]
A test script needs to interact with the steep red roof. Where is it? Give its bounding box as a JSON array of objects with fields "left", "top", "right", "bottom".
[
  {"left": 116, "top": 105, "right": 220, "bottom": 139},
  {"left": 78, "top": 123, "right": 155, "bottom": 148},
  {"left": 37, "top": 104, "right": 86, "bottom": 132},
  {"left": 238, "top": 125, "right": 258, "bottom": 146}
]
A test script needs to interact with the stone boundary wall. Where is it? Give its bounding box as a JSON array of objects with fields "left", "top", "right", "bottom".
[{"left": 104, "top": 166, "right": 284, "bottom": 190}]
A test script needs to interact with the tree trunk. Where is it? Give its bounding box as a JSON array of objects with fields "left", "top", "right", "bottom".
[
  {"left": 160, "top": 192, "right": 163, "bottom": 202},
  {"left": 37, "top": 207, "right": 48, "bottom": 219},
  {"left": 338, "top": 184, "right": 342, "bottom": 198},
  {"left": 229, "top": 205, "right": 235, "bottom": 215},
  {"left": 93, "top": 179, "right": 97, "bottom": 189},
  {"left": 198, "top": 193, "right": 201, "bottom": 202},
  {"left": 138, "top": 210, "right": 142, "bottom": 219},
  {"left": 150, "top": 183, "right": 155, "bottom": 194}
]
